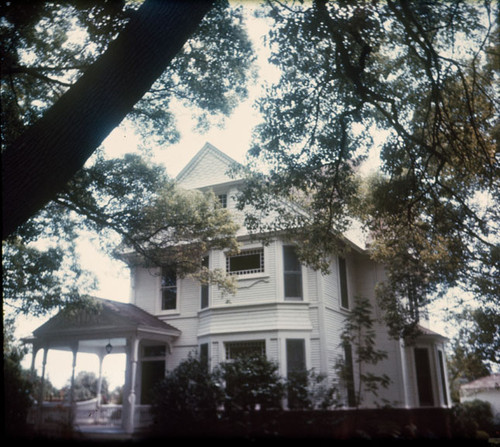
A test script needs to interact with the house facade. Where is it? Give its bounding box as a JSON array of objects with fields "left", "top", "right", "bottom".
[{"left": 126, "top": 142, "right": 451, "bottom": 410}]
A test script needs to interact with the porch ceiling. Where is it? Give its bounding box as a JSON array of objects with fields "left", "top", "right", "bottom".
[{"left": 25, "top": 297, "right": 181, "bottom": 353}]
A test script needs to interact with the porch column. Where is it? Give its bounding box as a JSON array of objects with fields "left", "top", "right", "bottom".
[
  {"left": 124, "top": 335, "right": 140, "bottom": 434},
  {"left": 399, "top": 340, "right": 410, "bottom": 408},
  {"left": 96, "top": 352, "right": 105, "bottom": 407},
  {"left": 36, "top": 347, "right": 48, "bottom": 429},
  {"left": 69, "top": 342, "right": 78, "bottom": 425},
  {"left": 30, "top": 343, "right": 39, "bottom": 380}
]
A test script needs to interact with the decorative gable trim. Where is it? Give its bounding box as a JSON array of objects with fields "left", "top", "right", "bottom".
[{"left": 175, "top": 142, "right": 240, "bottom": 185}]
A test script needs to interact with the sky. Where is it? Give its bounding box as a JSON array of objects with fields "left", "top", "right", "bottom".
[{"left": 13, "top": 2, "right": 454, "bottom": 390}]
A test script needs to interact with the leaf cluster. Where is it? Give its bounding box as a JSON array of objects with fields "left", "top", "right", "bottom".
[
  {"left": 3, "top": 153, "right": 239, "bottom": 315},
  {"left": 240, "top": 0, "right": 499, "bottom": 337},
  {"left": 338, "top": 295, "right": 391, "bottom": 407},
  {"left": 1, "top": 0, "right": 255, "bottom": 148}
]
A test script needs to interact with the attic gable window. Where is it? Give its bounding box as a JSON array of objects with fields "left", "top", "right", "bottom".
[{"left": 226, "top": 248, "right": 264, "bottom": 276}]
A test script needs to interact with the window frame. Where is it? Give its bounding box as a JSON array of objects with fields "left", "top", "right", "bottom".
[
  {"left": 283, "top": 245, "right": 303, "bottom": 301},
  {"left": 343, "top": 342, "right": 356, "bottom": 407},
  {"left": 160, "top": 266, "right": 178, "bottom": 312},
  {"left": 338, "top": 256, "right": 349, "bottom": 310},
  {"left": 414, "top": 347, "right": 435, "bottom": 407},
  {"left": 226, "top": 248, "right": 265, "bottom": 276},
  {"left": 199, "top": 343, "right": 209, "bottom": 371},
  {"left": 224, "top": 340, "right": 266, "bottom": 360},
  {"left": 218, "top": 193, "right": 227, "bottom": 208},
  {"left": 200, "top": 255, "right": 209, "bottom": 309}
]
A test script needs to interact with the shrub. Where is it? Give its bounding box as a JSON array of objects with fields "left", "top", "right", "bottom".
[
  {"left": 287, "top": 369, "right": 341, "bottom": 410},
  {"left": 216, "top": 354, "right": 285, "bottom": 412},
  {"left": 451, "top": 399, "right": 494, "bottom": 438},
  {"left": 150, "top": 354, "right": 222, "bottom": 435},
  {"left": 3, "top": 352, "right": 34, "bottom": 439}
]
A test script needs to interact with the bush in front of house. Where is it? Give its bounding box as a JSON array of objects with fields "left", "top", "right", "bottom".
[
  {"left": 150, "top": 354, "right": 223, "bottom": 436},
  {"left": 151, "top": 354, "right": 288, "bottom": 436},
  {"left": 215, "top": 354, "right": 285, "bottom": 413},
  {"left": 451, "top": 399, "right": 495, "bottom": 439},
  {"left": 287, "top": 369, "right": 341, "bottom": 410}
]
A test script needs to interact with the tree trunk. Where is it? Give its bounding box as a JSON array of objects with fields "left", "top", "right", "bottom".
[{"left": 2, "top": 0, "right": 215, "bottom": 239}]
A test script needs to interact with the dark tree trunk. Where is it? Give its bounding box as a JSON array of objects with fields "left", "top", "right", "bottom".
[{"left": 2, "top": 0, "right": 215, "bottom": 239}]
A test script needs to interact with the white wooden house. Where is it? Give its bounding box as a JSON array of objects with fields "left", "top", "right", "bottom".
[
  {"left": 128, "top": 142, "right": 451, "bottom": 410},
  {"left": 26, "top": 143, "right": 451, "bottom": 437}
]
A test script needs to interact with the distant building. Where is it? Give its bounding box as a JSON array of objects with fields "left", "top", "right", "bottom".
[{"left": 460, "top": 374, "right": 500, "bottom": 425}]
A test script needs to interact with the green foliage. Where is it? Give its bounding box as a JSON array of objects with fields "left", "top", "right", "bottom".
[
  {"left": 151, "top": 354, "right": 223, "bottom": 434},
  {"left": 451, "top": 399, "right": 495, "bottom": 438},
  {"left": 216, "top": 354, "right": 285, "bottom": 412},
  {"left": 338, "top": 295, "right": 391, "bottom": 407},
  {"left": 447, "top": 340, "right": 491, "bottom": 404},
  {"left": 287, "top": 369, "right": 341, "bottom": 410},
  {"left": 152, "top": 353, "right": 288, "bottom": 436},
  {"left": 62, "top": 371, "right": 110, "bottom": 403},
  {"left": 1, "top": 0, "right": 252, "bottom": 318},
  {"left": 0, "top": 0, "right": 255, "bottom": 148},
  {"left": 3, "top": 321, "right": 34, "bottom": 437},
  {"left": 454, "top": 306, "right": 500, "bottom": 367},
  {"left": 238, "top": 1, "right": 499, "bottom": 342},
  {"left": 3, "top": 352, "right": 34, "bottom": 437},
  {"left": 2, "top": 152, "right": 239, "bottom": 317}
]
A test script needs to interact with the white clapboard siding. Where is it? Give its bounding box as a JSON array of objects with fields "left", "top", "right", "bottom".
[{"left": 198, "top": 302, "right": 312, "bottom": 337}]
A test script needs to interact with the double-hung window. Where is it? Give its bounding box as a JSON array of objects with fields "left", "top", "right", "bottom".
[
  {"left": 201, "top": 256, "right": 209, "bottom": 309},
  {"left": 226, "top": 248, "right": 264, "bottom": 276},
  {"left": 161, "top": 267, "right": 177, "bottom": 311},
  {"left": 218, "top": 194, "right": 227, "bottom": 208},
  {"left": 283, "top": 245, "right": 302, "bottom": 300}
]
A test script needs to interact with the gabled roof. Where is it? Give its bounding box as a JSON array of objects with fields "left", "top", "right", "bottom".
[
  {"left": 461, "top": 374, "right": 500, "bottom": 391},
  {"left": 176, "top": 142, "right": 242, "bottom": 189},
  {"left": 29, "top": 297, "right": 180, "bottom": 348}
]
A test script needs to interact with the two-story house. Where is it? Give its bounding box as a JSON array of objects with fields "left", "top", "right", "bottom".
[
  {"left": 26, "top": 142, "right": 451, "bottom": 437},
  {"left": 127, "top": 142, "right": 451, "bottom": 410}
]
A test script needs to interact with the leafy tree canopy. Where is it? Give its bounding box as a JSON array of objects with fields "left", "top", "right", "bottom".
[
  {"left": 1, "top": 0, "right": 255, "bottom": 148},
  {"left": 2, "top": 0, "right": 251, "bottom": 317},
  {"left": 237, "top": 0, "right": 499, "bottom": 342},
  {"left": 3, "top": 152, "right": 239, "bottom": 316}
]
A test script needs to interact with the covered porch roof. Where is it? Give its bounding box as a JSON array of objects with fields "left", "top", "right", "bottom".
[{"left": 24, "top": 297, "right": 181, "bottom": 354}]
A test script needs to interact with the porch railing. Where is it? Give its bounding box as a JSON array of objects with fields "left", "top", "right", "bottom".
[{"left": 27, "top": 400, "right": 153, "bottom": 432}]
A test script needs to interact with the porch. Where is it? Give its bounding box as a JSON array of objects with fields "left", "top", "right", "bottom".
[{"left": 23, "top": 297, "right": 181, "bottom": 438}]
